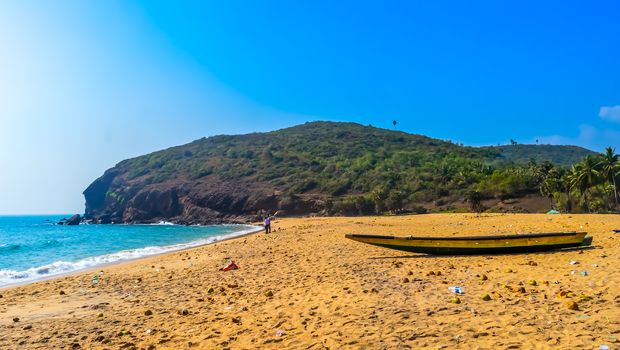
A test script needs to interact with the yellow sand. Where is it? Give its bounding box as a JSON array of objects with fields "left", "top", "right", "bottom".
[{"left": 1, "top": 214, "right": 619, "bottom": 349}]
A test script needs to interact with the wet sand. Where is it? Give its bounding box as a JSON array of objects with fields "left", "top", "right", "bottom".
[{"left": 1, "top": 213, "right": 619, "bottom": 349}]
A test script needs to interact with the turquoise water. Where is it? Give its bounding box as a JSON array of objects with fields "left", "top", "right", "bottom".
[{"left": 0, "top": 215, "right": 260, "bottom": 287}]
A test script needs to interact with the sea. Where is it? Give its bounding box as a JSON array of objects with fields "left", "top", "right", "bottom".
[{"left": 0, "top": 215, "right": 261, "bottom": 288}]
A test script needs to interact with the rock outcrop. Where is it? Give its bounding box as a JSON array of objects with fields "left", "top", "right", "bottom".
[
  {"left": 83, "top": 174, "right": 320, "bottom": 224},
  {"left": 58, "top": 214, "right": 81, "bottom": 226}
]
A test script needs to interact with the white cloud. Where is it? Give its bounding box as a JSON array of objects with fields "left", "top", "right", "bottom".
[{"left": 599, "top": 105, "right": 620, "bottom": 123}]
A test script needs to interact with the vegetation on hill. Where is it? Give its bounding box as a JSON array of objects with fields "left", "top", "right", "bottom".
[
  {"left": 539, "top": 147, "right": 620, "bottom": 213},
  {"left": 85, "top": 121, "right": 611, "bottom": 223}
]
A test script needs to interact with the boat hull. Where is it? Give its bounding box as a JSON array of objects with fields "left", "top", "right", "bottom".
[{"left": 345, "top": 232, "right": 591, "bottom": 255}]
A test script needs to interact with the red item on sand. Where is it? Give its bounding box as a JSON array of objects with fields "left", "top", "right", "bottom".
[{"left": 220, "top": 260, "right": 239, "bottom": 271}]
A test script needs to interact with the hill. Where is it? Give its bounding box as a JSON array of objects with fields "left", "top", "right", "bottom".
[{"left": 83, "top": 121, "right": 596, "bottom": 224}]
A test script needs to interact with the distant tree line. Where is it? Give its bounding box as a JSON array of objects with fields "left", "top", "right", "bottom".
[
  {"left": 539, "top": 147, "right": 619, "bottom": 213},
  {"left": 325, "top": 147, "right": 620, "bottom": 215}
]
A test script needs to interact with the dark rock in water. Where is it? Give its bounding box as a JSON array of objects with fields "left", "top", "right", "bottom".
[
  {"left": 97, "top": 214, "right": 112, "bottom": 224},
  {"left": 64, "top": 214, "right": 81, "bottom": 226}
]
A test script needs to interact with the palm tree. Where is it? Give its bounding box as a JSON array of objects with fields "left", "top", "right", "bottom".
[
  {"left": 561, "top": 172, "right": 574, "bottom": 213},
  {"left": 597, "top": 147, "right": 620, "bottom": 208},
  {"left": 569, "top": 155, "right": 600, "bottom": 212},
  {"left": 540, "top": 168, "right": 563, "bottom": 208}
]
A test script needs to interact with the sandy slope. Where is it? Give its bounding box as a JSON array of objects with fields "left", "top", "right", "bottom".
[{"left": 1, "top": 213, "right": 619, "bottom": 349}]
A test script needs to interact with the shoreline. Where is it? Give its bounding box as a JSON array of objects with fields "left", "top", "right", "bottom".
[
  {"left": 1, "top": 214, "right": 619, "bottom": 349},
  {"left": 0, "top": 224, "right": 263, "bottom": 290}
]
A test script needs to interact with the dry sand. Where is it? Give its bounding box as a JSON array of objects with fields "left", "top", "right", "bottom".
[{"left": 1, "top": 213, "right": 619, "bottom": 349}]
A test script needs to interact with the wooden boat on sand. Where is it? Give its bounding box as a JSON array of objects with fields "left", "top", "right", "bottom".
[{"left": 345, "top": 231, "right": 592, "bottom": 255}]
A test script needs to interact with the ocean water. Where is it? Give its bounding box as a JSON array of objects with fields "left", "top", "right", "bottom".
[{"left": 0, "top": 215, "right": 260, "bottom": 287}]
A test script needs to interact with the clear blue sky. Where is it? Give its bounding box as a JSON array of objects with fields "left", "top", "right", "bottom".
[{"left": 1, "top": 1, "right": 619, "bottom": 214}]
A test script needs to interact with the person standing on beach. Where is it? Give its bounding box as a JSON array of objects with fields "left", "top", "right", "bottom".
[{"left": 264, "top": 216, "right": 271, "bottom": 234}]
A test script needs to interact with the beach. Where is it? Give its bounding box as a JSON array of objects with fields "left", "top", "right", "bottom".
[{"left": 1, "top": 213, "right": 619, "bottom": 349}]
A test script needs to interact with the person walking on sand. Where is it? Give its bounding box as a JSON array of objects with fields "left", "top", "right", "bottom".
[{"left": 264, "top": 216, "right": 271, "bottom": 234}]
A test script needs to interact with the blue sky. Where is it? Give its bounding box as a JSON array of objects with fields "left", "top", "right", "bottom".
[{"left": 1, "top": 1, "right": 619, "bottom": 214}]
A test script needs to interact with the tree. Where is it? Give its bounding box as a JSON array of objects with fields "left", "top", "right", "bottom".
[
  {"left": 597, "top": 147, "right": 619, "bottom": 209},
  {"left": 530, "top": 160, "right": 554, "bottom": 185},
  {"left": 386, "top": 190, "right": 405, "bottom": 213},
  {"left": 435, "top": 163, "right": 453, "bottom": 186},
  {"left": 370, "top": 186, "right": 389, "bottom": 213},
  {"left": 568, "top": 155, "right": 600, "bottom": 212},
  {"left": 540, "top": 168, "right": 563, "bottom": 208},
  {"left": 467, "top": 190, "right": 484, "bottom": 214},
  {"left": 560, "top": 173, "right": 574, "bottom": 213},
  {"left": 354, "top": 196, "right": 375, "bottom": 215}
]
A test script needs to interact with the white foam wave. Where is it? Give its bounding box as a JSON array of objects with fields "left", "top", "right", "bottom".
[
  {"left": 153, "top": 220, "right": 176, "bottom": 226},
  {"left": 0, "top": 225, "right": 261, "bottom": 288}
]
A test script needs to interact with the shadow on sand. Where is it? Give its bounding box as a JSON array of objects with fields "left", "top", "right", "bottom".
[{"left": 367, "top": 245, "right": 599, "bottom": 260}]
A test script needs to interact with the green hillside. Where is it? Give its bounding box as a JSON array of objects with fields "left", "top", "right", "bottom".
[{"left": 84, "top": 121, "right": 603, "bottom": 223}]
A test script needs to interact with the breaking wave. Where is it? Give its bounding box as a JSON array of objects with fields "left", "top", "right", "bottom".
[{"left": 0, "top": 225, "right": 261, "bottom": 287}]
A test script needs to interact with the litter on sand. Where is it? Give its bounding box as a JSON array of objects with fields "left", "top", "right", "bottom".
[
  {"left": 448, "top": 286, "right": 464, "bottom": 294},
  {"left": 220, "top": 260, "right": 239, "bottom": 271}
]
